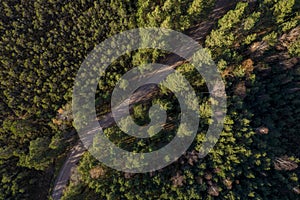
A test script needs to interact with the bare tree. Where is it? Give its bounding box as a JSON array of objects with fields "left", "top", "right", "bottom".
[{"left": 274, "top": 156, "right": 298, "bottom": 171}]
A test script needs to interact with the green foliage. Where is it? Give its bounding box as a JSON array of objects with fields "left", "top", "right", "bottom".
[
  {"left": 18, "top": 137, "right": 52, "bottom": 170},
  {"left": 0, "top": 0, "right": 137, "bottom": 198},
  {"left": 244, "top": 33, "right": 257, "bottom": 45},
  {"left": 218, "top": 2, "right": 248, "bottom": 30},
  {"left": 1, "top": 0, "right": 299, "bottom": 199},
  {"left": 288, "top": 37, "right": 300, "bottom": 56},
  {"left": 137, "top": 0, "right": 215, "bottom": 30},
  {"left": 272, "top": 0, "right": 295, "bottom": 23},
  {"left": 205, "top": 2, "right": 248, "bottom": 49},
  {"left": 262, "top": 31, "right": 278, "bottom": 46},
  {"left": 243, "top": 12, "right": 261, "bottom": 31}
]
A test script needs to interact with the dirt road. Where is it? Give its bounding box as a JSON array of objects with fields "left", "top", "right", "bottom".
[{"left": 51, "top": 1, "right": 242, "bottom": 199}]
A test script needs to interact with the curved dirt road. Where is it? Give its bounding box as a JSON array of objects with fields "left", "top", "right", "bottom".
[{"left": 51, "top": 1, "right": 245, "bottom": 199}]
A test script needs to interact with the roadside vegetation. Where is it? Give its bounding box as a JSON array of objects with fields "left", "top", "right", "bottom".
[{"left": 0, "top": 0, "right": 299, "bottom": 199}]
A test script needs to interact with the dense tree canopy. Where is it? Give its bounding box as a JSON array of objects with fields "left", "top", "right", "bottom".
[{"left": 0, "top": 0, "right": 299, "bottom": 199}]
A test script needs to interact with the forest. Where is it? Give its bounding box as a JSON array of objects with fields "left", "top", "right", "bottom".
[{"left": 0, "top": 0, "right": 299, "bottom": 199}]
